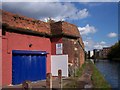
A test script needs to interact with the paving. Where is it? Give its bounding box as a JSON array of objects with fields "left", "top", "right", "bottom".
[
  {"left": 63, "top": 62, "right": 93, "bottom": 89},
  {"left": 78, "top": 62, "right": 93, "bottom": 89},
  {"left": 2, "top": 78, "right": 69, "bottom": 89},
  {"left": 2, "top": 63, "right": 93, "bottom": 89}
]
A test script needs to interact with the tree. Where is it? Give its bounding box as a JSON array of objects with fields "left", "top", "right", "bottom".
[{"left": 107, "top": 42, "right": 120, "bottom": 60}]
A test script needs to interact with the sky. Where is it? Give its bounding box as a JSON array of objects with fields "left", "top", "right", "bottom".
[{"left": 1, "top": 1, "right": 119, "bottom": 51}]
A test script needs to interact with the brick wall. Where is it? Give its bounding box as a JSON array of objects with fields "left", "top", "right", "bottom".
[
  {"left": 50, "top": 22, "right": 62, "bottom": 35},
  {"left": 62, "top": 22, "right": 80, "bottom": 37},
  {"left": 79, "top": 47, "right": 85, "bottom": 66},
  {"left": 63, "top": 38, "right": 84, "bottom": 67},
  {"left": 2, "top": 10, "right": 51, "bottom": 35},
  {"left": 2, "top": 9, "right": 85, "bottom": 78},
  {"left": 63, "top": 38, "right": 75, "bottom": 63},
  {"left": 2, "top": 31, "right": 51, "bottom": 86},
  {"left": 51, "top": 38, "right": 63, "bottom": 55},
  {"left": 50, "top": 21, "right": 80, "bottom": 37}
]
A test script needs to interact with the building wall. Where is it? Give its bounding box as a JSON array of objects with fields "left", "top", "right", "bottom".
[
  {"left": 0, "top": 29, "right": 2, "bottom": 87},
  {"left": 79, "top": 47, "right": 85, "bottom": 67},
  {"left": 2, "top": 31, "right": 51, "bottom": 86},
  {"left": 62, "top": 38, "right": 75, "bottom": 64},
  {"left": 2, "top": 10, "right": 51, "bottom": 35},
  {"left": 2, "top": 10, "right": 85, "bottom": 86},
  {"left": 62, "top": 38, "right": 85, "bottom": 67},
  {"left": 51, "top": 38, "right": 62, "bottom": 55},
  {"left": 102, "top": 48, "right": 110, "bottom": 59}
]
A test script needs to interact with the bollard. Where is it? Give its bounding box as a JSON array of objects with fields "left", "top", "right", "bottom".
[
  {"left": 22, "top": 80, "right": 32, "bottom": 90},
  {"left": 46, "top": 73, "right": 52, "bottom": 89},
  {"left": 58, "top": 69, "right": 62, "bottom": 89}
]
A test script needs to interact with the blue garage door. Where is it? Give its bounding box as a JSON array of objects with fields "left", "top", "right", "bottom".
[{"left": 12, "top": 50, "right": 47, "bottom": 85}]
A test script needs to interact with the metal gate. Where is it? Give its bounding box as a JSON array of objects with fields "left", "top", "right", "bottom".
[{"left": 12, "top": 50, "right": 47, "bottom": 85}]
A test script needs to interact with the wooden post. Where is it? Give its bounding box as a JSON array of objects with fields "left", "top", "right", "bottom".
[
  {"left": 22, "top": 80, "right": 32, "bottom": 90},
  {"left": 58, "top": 69, "right": 62, "bottom": 89},
  {"left": 46, "top": 73, "right": 52, "bottom": 89}
]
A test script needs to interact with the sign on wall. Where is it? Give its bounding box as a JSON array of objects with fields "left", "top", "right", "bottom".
[
  {"left": 51, "top": 55, "right": 68, "bottom": 77},
  {"left": 56, "top": 43, "right": 63, "bottom": 54}
]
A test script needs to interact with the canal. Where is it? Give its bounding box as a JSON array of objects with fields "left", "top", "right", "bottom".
[{"left": 93, "top": 59, "right": 119, "bottom": 89}]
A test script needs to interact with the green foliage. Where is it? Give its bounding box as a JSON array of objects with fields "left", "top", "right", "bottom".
[
  {"left": 64, "top": 63, "right": 87, "bottom": 88},
  {"left": 76, "top": 62, "right": 86, "bottom": 77},
  {"left": 64, "top": 61, "right": 111, "bottom": 88},
  {"left": 107, "top": 42, "right": 120, "bottom": 60}
]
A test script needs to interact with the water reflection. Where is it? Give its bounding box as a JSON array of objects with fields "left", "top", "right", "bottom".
[{"left": 93, "top": 59, "right": 119, "bottom": 88}]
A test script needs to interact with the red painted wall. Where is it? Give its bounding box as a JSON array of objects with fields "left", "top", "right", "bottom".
[
  {"left": 2, "top": 31, "right": 51, "bottom": 86},
  {"left": 0, "top": 29, "right": 2, "bottom": 87},
  {"left": 51, "top": 38, "right": 62, "bottom": 55}
]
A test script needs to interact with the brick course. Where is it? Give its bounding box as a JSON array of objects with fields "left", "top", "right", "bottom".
[{"left": 2, "top": 10, "right": 51, "bottom": 35}]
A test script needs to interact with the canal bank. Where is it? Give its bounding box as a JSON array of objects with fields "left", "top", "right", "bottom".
[
  {"left": 93, "top": 59, "right": 119, "bottom": 89},
  {"left": 63, "top": 60, "right": 111, "bottom": 89},
  {"left": 89, "top": 60, "right": 111, "bottom": 88},
  {"left": 3, "top": 60, "right": 111, "bottom": 89}
]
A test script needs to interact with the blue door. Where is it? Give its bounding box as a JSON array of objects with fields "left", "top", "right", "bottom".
[{"left": 12, "top": 50, "right": 47, "bottom": 85}]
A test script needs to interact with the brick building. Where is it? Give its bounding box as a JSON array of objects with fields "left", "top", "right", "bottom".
[
  {"left": 93, "top": 47, "right": 110, "bottom": 59},
  {"left": 101, "top": 47, "right": 111, "bottom": 59},
  {"left": 2, "top": 10, "right": 51, "bottom": 86},
  {"left": 1, "top": 10, "right": 85, "bottom": 86},
  {"left": 50, "top": 21, "right": 85, "bottom": 67}
]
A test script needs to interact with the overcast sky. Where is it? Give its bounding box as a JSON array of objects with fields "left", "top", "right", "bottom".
[{"left": 1, "top": 1, "right": 119, "bottom": 51}]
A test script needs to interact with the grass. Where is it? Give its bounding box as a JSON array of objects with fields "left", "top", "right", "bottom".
[
  {"left": 90, "top": 61, "right": 111, "bottom": 88},
  {"left": 76, "top": 62, "right": 86, "bottom": 77},
  {"left": 64, "top": 60, "right": 111, "bottom": 88},
  {"left": 63, "top": 78, "right": 77, "bottom": 88},
  {"left": 63, "top": 63, "right": 87, "bottom": 88}
]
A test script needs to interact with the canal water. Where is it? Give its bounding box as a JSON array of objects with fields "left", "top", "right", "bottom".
[{"left": 93, "top": 59, "right": 119, "bottom": 89}]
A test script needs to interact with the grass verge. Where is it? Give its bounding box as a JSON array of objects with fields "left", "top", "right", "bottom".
[
  {"left": 63, "top": 63, "right": 87, "bottom": 88},
  {"left": 76, "top": 62, "right": 86, "bottom": 77},
  {"left": 64, "top": 60, "right": 111, "bottom": 88},
  {"left": 90, "top": 61, "right": 111, "bottom": 88}
]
